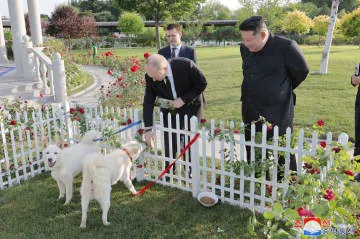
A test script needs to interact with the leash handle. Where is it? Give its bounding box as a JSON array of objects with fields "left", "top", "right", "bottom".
[
  {"left": 92, "top": 120, "right": 142, "bottom": 142},
  {"left": 133, "top": 132, "right": 200, "bottom": 196}
]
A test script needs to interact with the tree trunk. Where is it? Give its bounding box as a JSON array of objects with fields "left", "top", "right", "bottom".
[
  {"left": 155, "top": 1, "right": 161, "bottom": 50},
  {"left": 320, "top": 0, "right": 340, "bottom": 74}
]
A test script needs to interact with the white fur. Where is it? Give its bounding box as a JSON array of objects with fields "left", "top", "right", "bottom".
[
  {"left": 42, "top": 130, "right": 101, "bottom": 204},
  {"left": 80, "top": 140, "right": 144, "bottom": 228}
]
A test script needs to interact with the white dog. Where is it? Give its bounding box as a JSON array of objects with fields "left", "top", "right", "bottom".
[
  {"left": 80, "top": 140, "right": 144, "bottom": 228},
  {"left": 42, "top": 130, "right": 101, "bottom": 204}
]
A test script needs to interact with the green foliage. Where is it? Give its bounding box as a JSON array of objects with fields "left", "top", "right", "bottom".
[
  {"left": 282, "top": 10, "right": 312, "bottom": 36},
  {"left": 135, "top": 27, "right": 165, "bottom": 47},
  {"left": 118, "top": 11, "right": 144, "bottom": 36},
  {"left": 341, "top": 8, "right": 360, "bottom": 40}
]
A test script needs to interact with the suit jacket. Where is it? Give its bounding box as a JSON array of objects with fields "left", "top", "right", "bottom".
[
  {"left": 158, "top": 45, "right": 197, "bottom": 63},
  {"left": 240, "top": 34, "right": 309, "bottom": 134},
  {"left": 143, "top": 58, "right": 207, "bottom": 127}
]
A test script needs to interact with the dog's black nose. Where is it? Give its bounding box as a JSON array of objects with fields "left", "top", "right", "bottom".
[{"left": 48, "top": 158, "right": 53, "bottom": 162}]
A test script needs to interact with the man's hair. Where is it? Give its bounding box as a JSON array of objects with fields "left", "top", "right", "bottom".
[
  {"left": 146, "top": 54, "right": 167, "bottom": 70},
  {"left": 239, "top": 16, "right": 267, "bottom": 34},
  {"left": 166, "top": 23, "right": 181, "bottom": 31}
]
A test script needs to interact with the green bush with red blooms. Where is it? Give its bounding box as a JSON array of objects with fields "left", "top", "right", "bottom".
[{"left": 97, "top": 52, "right": 149, "bottom": 108}]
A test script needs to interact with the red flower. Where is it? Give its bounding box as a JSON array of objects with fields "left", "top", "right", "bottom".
[
  {"left": 214, "top": 128, "right": 221, "bottom": 135},
  {"left": 144, "top": 52, "right": 150, "bottom": 59},
  {"left": 39, "top": 93, "right": 44, "bottom": 98},
  {"left": 25, "top": 126, "right": 31, "bottom": 131},
  {"left": 118, "top": 77, "right": 123, "bottom": 82},
  {"left": 332, "top": 147, "right": 341, "bottom": 153},
  {"left": 344, "top": 170, "right": 355, "bottom": 176},
  {"left": 69, "top": 108, "right": 75, "bottom": 114},
  {"left": 136, "top": 164, "right": 143, "bottom": 168},
  {"left": 233, "top": 129, "right": 240, "bottom": 134},
  {"left": 107, "top": 69, "right": 112, "bottom": 75},
  {"left": 266, "top": 185, "right": 272, "bottom": 194},
  {"left": 24, "top": 100, "right": 28, "bottom": 104},
  {"left": 121, "top": 122, "right": 126, "bottom": 126},
  {"left": 304, "top": 163, "right": 312, "bottom": 169},
  {"left": 73, "top": 116, "right": 80, "bottom": 121},
  {"left": 130, "top": 65, "right": 139, "bottom": 72},
  {"left": 323, "top": 189, "right": 335, "bottom": 201},
  {"left": 116, "top": 94, "right": 120, "bottom": 98},
  {"left": 267, "top": 124, "right": 273, "bottom": 131},
  {"left": 320, "top": 141, "right": 326, "bottom": 148},
  {"left": 200, "top": 118, "right": 206, "bottom": 124},
  {"left": 309, "top": 168, "right": 320, "bottom": 174},
  {"left": 127, "top": 118, "right": 132, "bottom": 124},
  {"left": 77, "top": 108, "right": 85, "bottom": 114},
  {"left": 317, "top": 119, "right": 324, "bottom": 127},
  {"left": 296, "top": 208, "right": 314, "bottom": 217},
  {"left": 10, "top": 120, "right": 17, "bottom": 126},
  {"left": 137, "top": 129, "right": 144, "bottom": 135}
]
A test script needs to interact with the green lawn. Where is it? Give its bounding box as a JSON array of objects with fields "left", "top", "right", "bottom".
[
  {"left": 92, "top": 45, "right": 359, "bottom": 140},
  {"left": 0, "top": 173, "right": 269, "bottom": 239}
]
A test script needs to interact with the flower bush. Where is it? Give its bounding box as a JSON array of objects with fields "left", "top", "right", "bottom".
[{"left": 98, "top": 52, "right": 148, "bottom": 108}]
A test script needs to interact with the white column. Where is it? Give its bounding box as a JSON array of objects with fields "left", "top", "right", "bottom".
[
  {"left": 27, "top": 0, "right": 43, "bottom": 46},
  {"left": 0, "top": 10, "right": 9, "bottom": 64},
  {"left": 52, "top": 53, "right": 67, "bottom": 103},
  {"left": 8, "top": 0, "right": 27, "bottom": 76}
]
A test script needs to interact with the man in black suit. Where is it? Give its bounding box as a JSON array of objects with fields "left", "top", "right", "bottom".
[
  {"left": 158, "top": 23, "right": 196, "bottom": 63},
  {"left": 239, "top": 16, "right": 309, "bottom": 179},
  {"left": 143, "top": 54, "right": 207, "bottom": 177}
]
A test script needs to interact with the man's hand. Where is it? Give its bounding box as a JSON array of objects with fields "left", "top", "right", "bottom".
[
  {"left": 144, "top": 130, "right": 155, "bottom": 148},
  {"left": 171, "top": 98, "right": 185, "bottom": 109},
  {"left": 352, "top": 74, "right": 360, "bottom": 85}
]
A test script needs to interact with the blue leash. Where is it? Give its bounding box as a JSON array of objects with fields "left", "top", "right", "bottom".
[{"left": 92, "top": 120, "right": 142, "bottom": 142}]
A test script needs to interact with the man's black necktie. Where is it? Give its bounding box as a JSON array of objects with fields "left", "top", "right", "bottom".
[
  {"left": 171, "top": 48, "right": 176, "bottom": 58},
  {"left": 164, "top": 76, "right": 173, "bottom": 99}
]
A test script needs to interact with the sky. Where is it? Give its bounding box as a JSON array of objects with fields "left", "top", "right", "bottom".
[{"left": 0, "top": 0, "right": 241, "bottom": 18}]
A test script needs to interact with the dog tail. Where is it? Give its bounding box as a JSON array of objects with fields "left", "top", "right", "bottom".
[{"left": 82, "top": 153, "right": 104, "bottom": 187}]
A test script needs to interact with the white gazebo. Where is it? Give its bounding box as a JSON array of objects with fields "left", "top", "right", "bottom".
[{"left": 0, "top": 0, "right": 66, "bottom": 103}]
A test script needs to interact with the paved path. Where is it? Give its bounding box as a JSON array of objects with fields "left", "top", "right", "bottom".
[{"left": 69, "top": 65, "right": 113, "bottom": 105}]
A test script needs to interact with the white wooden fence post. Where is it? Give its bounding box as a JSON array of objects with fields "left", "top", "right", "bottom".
[
  {"left": 134, "top": 109, "right": 144, "bottom": 182},
  {"left": 52, "top": 53, "right": 67, "bottom": 103},
  {"left": 190, "top": 116, "right": 200, "bottom": 198}
]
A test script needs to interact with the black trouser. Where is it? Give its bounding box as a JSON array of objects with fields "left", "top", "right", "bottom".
[
  {"left": 354, "top": 102, "right": 360, "bottom": 157},
  {"left": 161, "top": 105, "right": 200, "bottom": 175},
  {"left": 244, "top": 124, "right": 297, "bottom": 181}
]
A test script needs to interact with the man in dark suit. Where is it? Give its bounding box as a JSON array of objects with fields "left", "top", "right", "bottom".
[
  {"left": 239, "top": 16, "right": 309, "bottom": 179},
  {"left": 158, "top": 23, "right": 197, "bottom": 63},
  {"left": 143, "top": 54, "right": 207, "bottom": 177}
]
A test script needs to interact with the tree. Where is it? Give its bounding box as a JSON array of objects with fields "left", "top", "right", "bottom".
[
  {"left": 320, "top": 0, "right": 340, "bottom": 74},
  {"left": 72, "top": 0, "right": 120, "bottom": 21},
  {"left": 118, "top": 11, "right": 144, "bottom": 46},
  {"left": 282, "top": 10, "right": 312, "bottom": 42},
  {"left": 201, "top": 1, "right": 233, "bottom": 20},
  {"left": 313, "top": 15, "right": 330, "bottom": 43},
  {"left": 302, "top": 0, "right": 360, "bottom": 15},
  {"left": 114, "top": 0, "right": 205, "bottom": 49},
  {"left": 46, "top": 5, "right": 98, "bottom": 48},
  {"left": 341, "top": 7, "right": 360, "bottom": 40}
]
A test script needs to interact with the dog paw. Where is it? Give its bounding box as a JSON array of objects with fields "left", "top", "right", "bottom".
[
  {"left": 103, "top": 221, "right": 110, "bottom": 226},
  {"left": 80, "top": 223, "right": 86, "bottom": 228},
  {"left": 58, "top": 195, "right": 64, "bottom": 200},
  {"left": 64, "top": 201, "right": 70, "bottom": 205}
]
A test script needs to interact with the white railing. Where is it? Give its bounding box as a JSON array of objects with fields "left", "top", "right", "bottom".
[
  {"left": 0, "top": 104, "right": 349, "bottom": 213},
  {"left": 21, "top": 35, "right": 67, "bottom": 103}
]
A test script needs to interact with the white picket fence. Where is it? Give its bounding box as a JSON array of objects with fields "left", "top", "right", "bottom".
[{"left": 0, "top": 103, "right": 348, "bottom": 213}]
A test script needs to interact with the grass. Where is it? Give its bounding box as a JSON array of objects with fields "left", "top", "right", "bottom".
[
  {"left": 88, "top": 45, "right": 359, "bottom": 140},
  {"left": 0, "top": 173, "right": 271, "bottom": 239}
]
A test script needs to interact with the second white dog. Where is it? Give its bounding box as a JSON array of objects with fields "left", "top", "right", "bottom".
[
  {"left": 80, "top": 140, "right": 144, "bottom": 228},
  {"left": 42, "top": 130, "right": 101, "bottom": 204}
]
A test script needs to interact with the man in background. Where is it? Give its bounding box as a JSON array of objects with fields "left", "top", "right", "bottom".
[
  {"left": 158, "top": 23, "right": 196, "bottom": 63},
  {"left": 239, "top": 15, "right": 309, "bottom": 179}
]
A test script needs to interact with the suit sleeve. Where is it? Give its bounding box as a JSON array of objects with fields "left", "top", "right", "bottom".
[
  {"left": 180, "top": 61, "right": 207, "bottom": 103},
  {"left": 142, "top": 74, "right": 157, "bottom": 127},
  {"left": 285, "top": 41, "right": 309, "bottom": 90}
]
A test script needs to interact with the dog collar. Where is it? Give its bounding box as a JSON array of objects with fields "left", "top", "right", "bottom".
[{"left": 122, "top": 149, "right": 133, "bottom": 161}]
